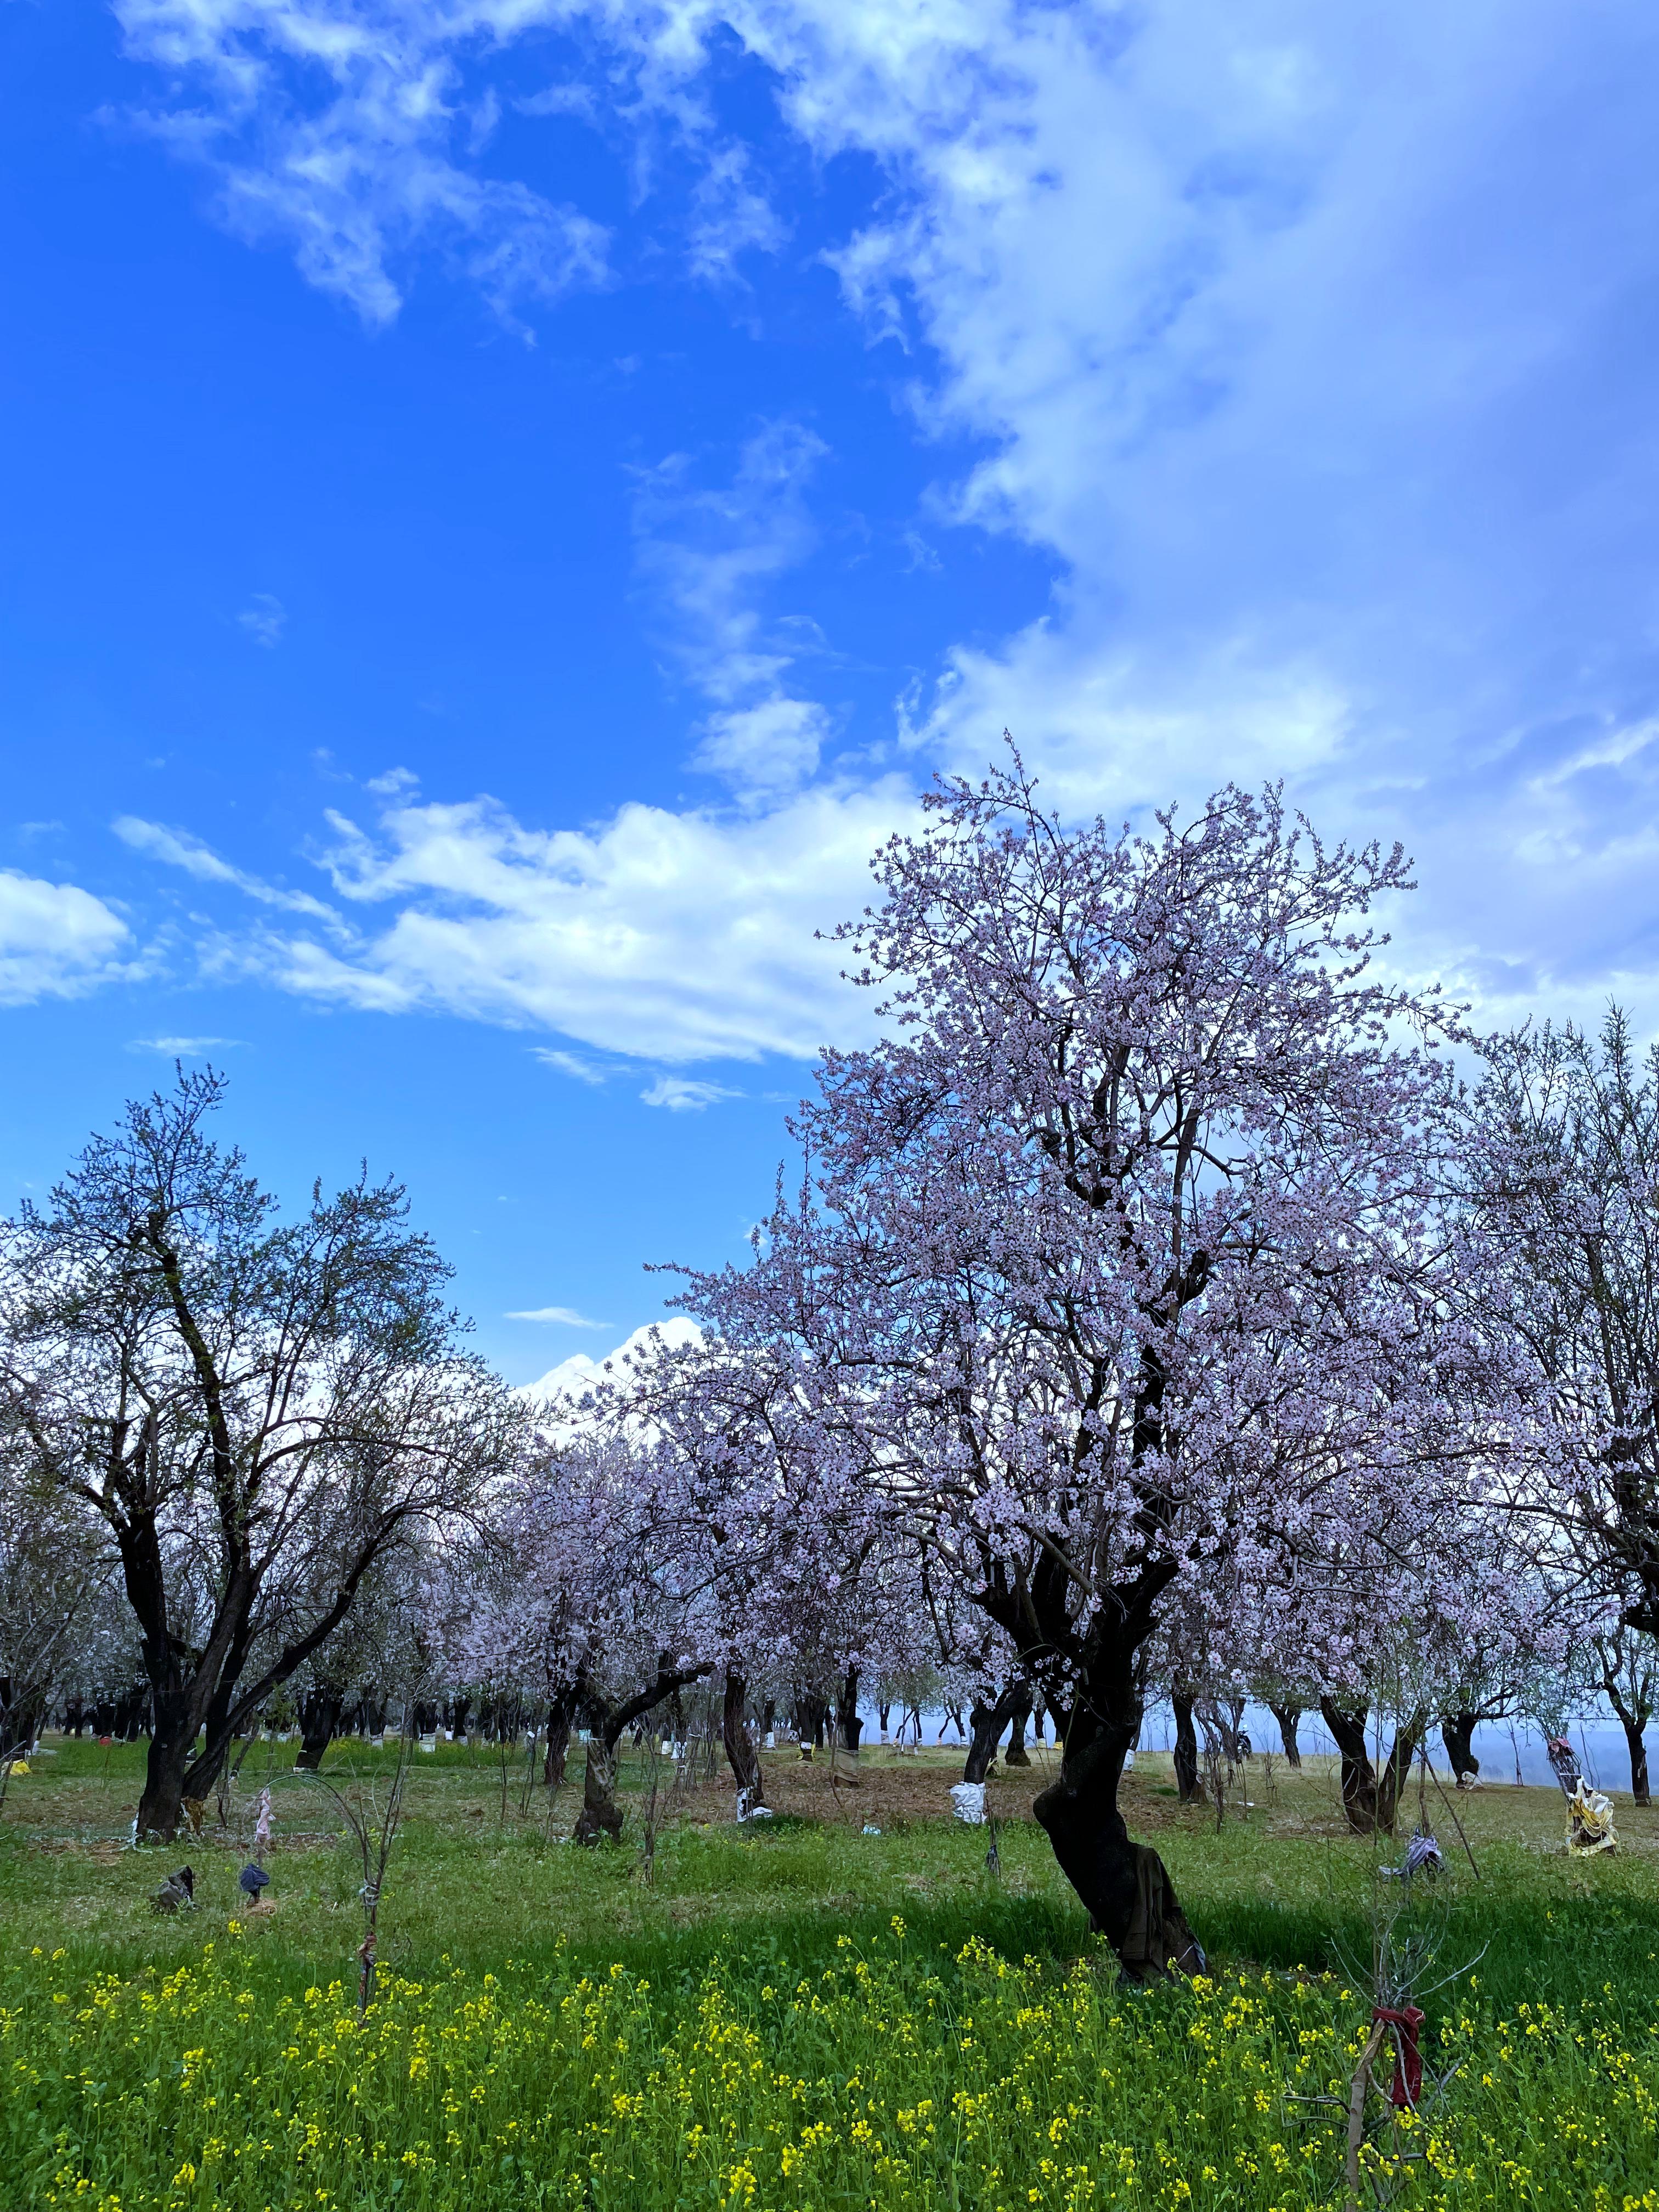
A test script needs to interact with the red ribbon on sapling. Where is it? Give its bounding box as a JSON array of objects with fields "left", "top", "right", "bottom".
[{"left": 1373, "top": 2005, "right": 1425, "bottom": 2108}]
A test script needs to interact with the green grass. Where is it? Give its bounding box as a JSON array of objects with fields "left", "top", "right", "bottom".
[{"left": 4, "top": 1736, "right": 1658, "bottom": 2211}]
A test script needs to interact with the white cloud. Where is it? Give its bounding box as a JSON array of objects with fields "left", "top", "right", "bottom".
[
  {"left": 635, "top": 420, "right": 835, "bottom": 803},
  {"left": 236, "top": 592, "right": 286, "bottom": 647},
  {"left": 125, "top": 778, "right": 909, "bottom": 1062},
  {"left": 112, "top": 0, "right": 612, "bottom": 329},
  {"left": 0, "top": 870, "right": 133, "bottom": 1005},
  {"left": 128, "top": 1034, "right": 244, "bottom": 1054},
  {"left": 532, "top": 1046, "right": 608, "bottom": 1083},
  {"left": 687, "top": 143, "right": 786, "bottom": 283},
  {"left": 695, "top": 696, "right": 830, "bottom": 798},
  {"left": 114, "top": 816, "right": 338, "bottom": 920},
  {"left": 504, "top": 1304, "right": 610, "bottom": 1326},
  {"left": 640, "top": 1074, "right": 738, "bottom": 1110},
  {"left": 104, "top": 0, "right": 1659, "bottom": 1029}
]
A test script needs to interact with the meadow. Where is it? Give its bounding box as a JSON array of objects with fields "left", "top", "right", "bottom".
[{"left": 3, "top": 1735, "right": 1657, "bottom": 2212}]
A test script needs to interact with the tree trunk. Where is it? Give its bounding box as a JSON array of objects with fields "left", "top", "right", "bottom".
[
  {"left": 1269, "top": 1704, "right": 1303, "bottom": 1768},
  {"left": 574, "top": 1659, "right": 715, "bottom": 1847},
  {"left": 1319, "top": 1699, "right": 1379, "bottom": 1830},
  {"left": 1172, "top": 1692, "right": 1201, "bottom": 1804},
  {"left": 964, "top": 1680, "right": 1025, "bottom": 1783},
  {"left": 1032, "top": 1683, "right": 1203, "bottom": 1982},
  {"left": 294, "top": 1688, "right": 343, "bottom": 1773},
  {"left": 1319, "top": 1701, "right": 1425, "bottom": 1835},
  {"left": 1606, "top": 1683, "right": 1652, "bottom": 1806},
  {"left": 573, "top": 1735, "right": 623, "bottom": 1843},
  {"left": 1375, "top": 1712, "right": 1426, "bottom": 1832},
  {"left": 794, "top": 1689, "right": 830, "bottom": 1749},
  {"left": 721, "top": 1667, "right": 764, "bottom": 1801},
  {"left": 1440, "top": 1711, "right": 1480, "bottom": 1786},
  {"left": 1003, "top": 1679, "right": 1034, "bottom": 1767},
  {"left": 836, "top": 1666, "right": 863, "bottom": 1754},
  {"left": 134, "top": 1700, "right": 200, "bottom": 1839},
  {"left": 543, "top": 1687, "right": 579, "bottom": 1788},
  {"left": 1619, "top": 1710, "right": 1650, "bottom": 1805}
]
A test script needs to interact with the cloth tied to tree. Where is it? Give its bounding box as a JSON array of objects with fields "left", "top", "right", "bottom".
[
  {"left": 1567, "top": 1780, "right": 1618, "bottom": 1855},
  {"left": 1545, "top": 1737, "right": 1581, "bottom": 1797},
  {"left": 949, "top": 1781, "right": 986, "bottom": 1825},
  {"left": 1373, "top": 2005, "right": 1425, "bottom": 2108},
  {"left": 1120, "top": 1846, "right": 1207, "bottom": 1979}
]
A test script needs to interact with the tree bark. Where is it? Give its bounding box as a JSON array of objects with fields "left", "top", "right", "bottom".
[
  {"left": 1319, "top": 1700, "right": 1425, "bottom": 1835},
  {"left": 294, "top": 1687, "right": 343, "bottom": 1773},
  {"left": 574, "top": 1733, "right": 623, "bottom": 1843},
  {"left": 721, "top": 1666, "right": 764, "bottom": 1801},
  {"left": 1439, "top": 1710, "right": 1480, "bottom": 1786},
  {"left": 1003, "top": 1679, "right": 1034, "bottom": 1767},
  {"left": 836, "top": 1666, "right": 863, "bottom": 1754},
  {"left": 543, "top": 1685, "right": 580, "bottom": 1788},
  {"left": 1268, "top": 1703, "right": 1303, "bottom": 1768},
  {"left": 1172, "top": 1691, "right": 1201, "bottom": 1803},
  {"left": 134, "top": 1699, "right": 202, "bottom": 1838},
  {"left": 573, "top": 1658, "right": 715, "bottom": 1846},
  {"left": 964, "top": 1680, "right": 1025, "bottom": 1783},
  {"left": 1032, "top": 1678, "right": 1203, "bottom": 1982},
  {"left": 1606, "top": 1682, "right": 1652, "bottom": 1805},
  {"left": 1319, "top": 1699, "right": 1378, "bottom": 1829}
]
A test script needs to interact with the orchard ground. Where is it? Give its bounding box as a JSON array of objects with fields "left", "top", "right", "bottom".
[{"left": 3, "top": 1737, "right": 1659, "bottom": 2211}]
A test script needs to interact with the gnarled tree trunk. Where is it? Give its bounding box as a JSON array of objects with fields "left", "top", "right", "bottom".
[
  {"left": 1269, "top": 1703, "right": 1303, "bottom": 1768},
  {"left": 836, "top": 1666, "right": 863, "bottom": 1755},
  {"left": 294, "top": 1686, "right": 343, "bottom": 1773},
  {"left": 721, "top": 1666, "right": 764, "bottom": 1802},
  {"left": 1034, "top": 1677, "right": 1203, "bottom": 1982},
  {"left": 1439, "top": 1710, "right": 1480, "bottom": 1786},
  {"left": 543, "top": 1684, "right": 580, "bottom": 1788},
  {"left": 1319, "top": 1700, "right": 1426, "bottom": 1835},
  {"left": 1003, "top": 1679, "right": 1034, "bottom": 1767},
  {"left": 964, "top": 1680, "right": 1025, "bottom": 1783},
  {"left": 794, "top": 1689, "right": 830, "bottom": 1750},
  {"left": 573, "top": 1658, "right": 715, "bottom": 1846}
]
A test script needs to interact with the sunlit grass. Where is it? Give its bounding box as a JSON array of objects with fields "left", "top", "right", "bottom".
[{"left": 4, "top": 1736, "right": 1658, "bottom": 2209}]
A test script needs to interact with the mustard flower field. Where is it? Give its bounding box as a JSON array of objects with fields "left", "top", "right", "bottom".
[{"left": 4, "top": 1740, "right": 1659, "bottom": 2212}]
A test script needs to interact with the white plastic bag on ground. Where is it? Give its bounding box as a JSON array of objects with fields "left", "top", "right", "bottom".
[{"left": 950, "top": 1781, "right": 987, "bottom": 1824}]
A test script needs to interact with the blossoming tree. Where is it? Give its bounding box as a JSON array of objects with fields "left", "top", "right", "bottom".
[{"left": 656, "top": 761, "right": 1531, "bottom": 1974}]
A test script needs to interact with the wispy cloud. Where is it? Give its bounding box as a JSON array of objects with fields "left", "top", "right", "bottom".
[
  {"left": 504, "top": 1304, "right": 610, "bottom": 1327},
  {"left": 634, "top": 421, "right": 836, "bottom": 803},
  {"left": 266, "top": 781, "right": 901, "bottom": 1062},
  {"left": 687, "top": 144, "right": 786, "bottom": 284},
  {"left": 127, "top": 1035, "right": 244, "bottom": 1055},
  {"left": 111, "top": 0, "right": 611, "bottom": 331},
  {"left": 236, "top": 592, "right": 286, "bottom": 647},
  {"left": 640, "top": 1074, "right": 739, "bottom": 1111},
  {"left": 114, "top": 816, "right": 337, "bottom": 921},
  {"left": 532, "top": 1047, "right": 609, "bottom": 1084}
]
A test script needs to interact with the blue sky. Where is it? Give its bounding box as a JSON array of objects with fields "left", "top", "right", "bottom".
[{"left": 5, "top": 0, "right": 1659, "bottom": 1383}]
